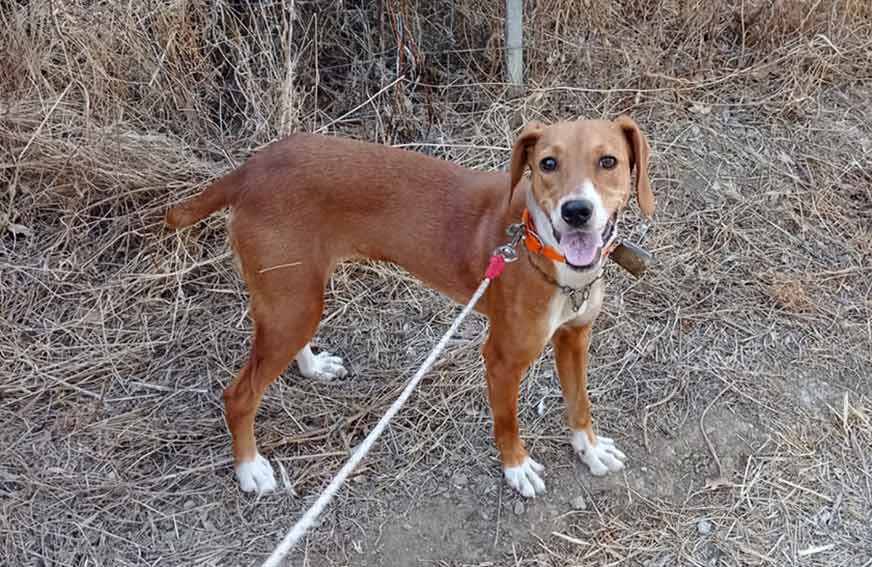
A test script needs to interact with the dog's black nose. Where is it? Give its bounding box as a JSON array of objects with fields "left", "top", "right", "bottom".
[{"left": 561, "top": 199, "right": 593, "bottom": 227}]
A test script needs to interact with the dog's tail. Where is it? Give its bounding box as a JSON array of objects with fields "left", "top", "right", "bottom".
[{"left": 165, "top": 169, "right": 242, "bottom": 229}]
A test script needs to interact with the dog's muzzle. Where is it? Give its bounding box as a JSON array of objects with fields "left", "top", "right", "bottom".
[{"left": 553, "top": 214, "right": 618, "bottom": 270}]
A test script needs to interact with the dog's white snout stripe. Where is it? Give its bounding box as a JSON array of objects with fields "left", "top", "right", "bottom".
[
  {"left": 578, "top": 180, "right": 608, "bottom": 229},
  {"left": 551, "top": 180, "right": 609, "bottom": 233}
]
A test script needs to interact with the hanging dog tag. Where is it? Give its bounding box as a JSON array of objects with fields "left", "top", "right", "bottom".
[{"left": 610, "top": 241, "right": 654, "bottom": 278}]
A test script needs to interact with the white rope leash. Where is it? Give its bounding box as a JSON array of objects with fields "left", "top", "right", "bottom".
[{"left": 262, "top": 273, "right": 499, "bottom": 566}]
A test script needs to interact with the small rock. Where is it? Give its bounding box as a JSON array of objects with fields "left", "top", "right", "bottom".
[
  {"left": 453, "top": 473, "right": 468, "bottom": 487},
  {"left": 722, "top": 181, "right": 742, "bottom": 202},
  {"left": 697, "top": 519, "right": 713, "bottom": 535},
  {"left": 571, "top": 495, "right": 587, "bottom": 510},
  {"left": 8, "top": 223, "right": 33, "bottom": 237},
  {"left": 513, "top": 501, "right": 525, "bottom": 515},
  {"left": 690, "top": 103, "right": 712, "bottom": 115}
]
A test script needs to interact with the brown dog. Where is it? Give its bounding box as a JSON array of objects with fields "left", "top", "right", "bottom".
[{"left": 166, "top": 117, "right": 653, "bottom": 497}]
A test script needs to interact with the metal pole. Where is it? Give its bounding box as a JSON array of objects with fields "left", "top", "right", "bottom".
[{"left": 505, "top": 0, "right": 523, "bottom": 86}]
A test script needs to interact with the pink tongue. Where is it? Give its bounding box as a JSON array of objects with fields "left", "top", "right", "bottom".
[{"left": 560, "top": 231, "right": 602, "bottom": 266}]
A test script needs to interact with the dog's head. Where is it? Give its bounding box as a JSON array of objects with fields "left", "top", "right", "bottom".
[{"left": 510, "top": 116, "right": 653, "bottom": 270}]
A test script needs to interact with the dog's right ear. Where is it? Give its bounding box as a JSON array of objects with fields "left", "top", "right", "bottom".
[{"left": 509, "top": 121, "right": 544, "bottom": 203}]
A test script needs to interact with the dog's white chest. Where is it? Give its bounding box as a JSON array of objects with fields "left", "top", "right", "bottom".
[{"left": 546, "top": 279, "right": 604, "bottom": 336}]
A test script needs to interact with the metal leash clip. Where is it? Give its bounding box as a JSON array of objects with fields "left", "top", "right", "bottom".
[{"left": 493, "top": 223, "right": 525, "bottom": 263}]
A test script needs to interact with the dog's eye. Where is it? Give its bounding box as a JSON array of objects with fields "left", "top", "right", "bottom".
[
  {"left": 540, "top": 157, "right": 558, "bottom": 172},
  {"left": 599, "top": 155, "right": 618, "bottom": 170}
]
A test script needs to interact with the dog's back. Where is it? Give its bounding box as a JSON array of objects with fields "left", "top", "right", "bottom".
[
  {"left": 165, "top": 133, "right": 472, "bottom": 229},
  {"left": 167, "top": 132, "right": 513, "bottom": 302}
]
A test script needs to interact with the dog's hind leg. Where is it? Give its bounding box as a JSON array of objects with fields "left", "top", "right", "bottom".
[{"left": 223, "top": 274, "right": 327, "bottom": 494}]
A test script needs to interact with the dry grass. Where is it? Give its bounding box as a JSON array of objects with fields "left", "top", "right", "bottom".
[{"left": 2, "top": 1, "right": 871, "bottom": 566}]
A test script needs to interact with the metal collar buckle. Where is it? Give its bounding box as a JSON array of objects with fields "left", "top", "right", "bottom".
[
  {"left": 492, "top": 223, "right": 525, "bottom": 263},
  {"left": 563, "top": 283, "right": 592, "bottom": 312},
  {"left": 524, "top": 251, "right": 604, "bottom": 311}
]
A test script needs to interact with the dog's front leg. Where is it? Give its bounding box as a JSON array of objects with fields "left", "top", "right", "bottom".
[
  {"left": 482, "top": 326, "right": 548, "bottom": 498},
  {"left": 553, "top": 324, "right": 626, "bottom": 476}
]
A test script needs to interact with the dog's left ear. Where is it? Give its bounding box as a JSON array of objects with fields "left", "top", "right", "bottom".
[
  {"left": 615, "top": 115, "right": 654, "bottom": 218},
  {"left": 509, "top": 121, "right": 544, "bottom": 203}
]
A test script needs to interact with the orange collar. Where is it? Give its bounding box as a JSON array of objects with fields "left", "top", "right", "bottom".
[
  {"left": 521, "top": 209, "right": 566, "bottom": 262},
  {"left": 520, "top": 208, "right": 618, "bottom": 264}
]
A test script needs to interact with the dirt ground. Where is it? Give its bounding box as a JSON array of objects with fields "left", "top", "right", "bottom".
[{"left": 2, "top": 2, "right": 871, "bottom": 566}]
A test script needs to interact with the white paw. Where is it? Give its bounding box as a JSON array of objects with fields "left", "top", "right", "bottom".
[
  {"left": 571, "top": 431, "right": 626, "bottom": 476},
  {"left": 236, "top": 453, "right": 277, "bottom": 494},
  {"left": 297, "top": 346, "right": 347, "bottom": 381},
  {"left": 504, "top": 457, "right": 546, "bottom": 498}
]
